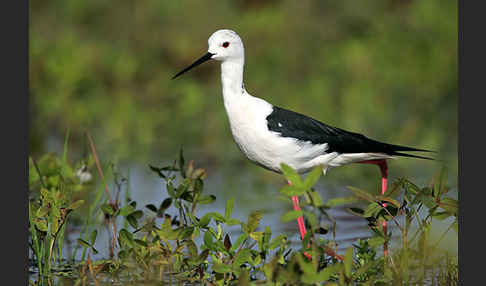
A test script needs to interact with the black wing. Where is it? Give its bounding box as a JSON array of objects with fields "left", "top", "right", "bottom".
[{"left": 266, "top": 106, "right": 433, "bottom": 159}]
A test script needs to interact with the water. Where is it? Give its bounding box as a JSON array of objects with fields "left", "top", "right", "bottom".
[
  {"left": 62, "top": 163, "right": 380, "bottom": 259},
  {"left": 29, "top": 160, "right": 457, "bottom": 285},
  {"left": 46, "top": 161, "right": 457, "bottom": 259}
]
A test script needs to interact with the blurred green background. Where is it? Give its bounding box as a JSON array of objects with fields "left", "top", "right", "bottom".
[{"left": 30, "top": 0, "right": 457, "bottom": 193}]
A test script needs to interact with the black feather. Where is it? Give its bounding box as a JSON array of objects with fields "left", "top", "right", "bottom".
[{"left": 266, "top": 106, "right": 433, "bottom": 159}]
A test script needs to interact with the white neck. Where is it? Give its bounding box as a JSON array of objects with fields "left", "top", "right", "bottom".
[{"left": 220, "top": 58, "right": 246, "bottom": 108}]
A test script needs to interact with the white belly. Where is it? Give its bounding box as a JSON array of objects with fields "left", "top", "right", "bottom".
[{"left": 224, "top": 95, "right": 330, "bottom": 173}]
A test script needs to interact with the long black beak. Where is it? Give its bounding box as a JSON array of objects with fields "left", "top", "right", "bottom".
[{"left": 172, "top": 52, "right": 214, "bottom": 79}]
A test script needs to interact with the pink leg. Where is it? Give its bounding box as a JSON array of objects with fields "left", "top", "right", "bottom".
[
  {"left": 291, "top": 196, "right": 307, "bottom": 239},
  {"left": 287, "top": 180, "right": 308, "bottom": 240},
  {"left": 289, "top": 182, "right": 344, "bottom": 261},
  {"left": 358, "top": 159, "right": 389, "bottom": 256},
  {"left": 287, "top": 180, "right": 311, "bottom": 259},
  {"left": 292, "top": 196, "right": 307, "bottom": 239}
]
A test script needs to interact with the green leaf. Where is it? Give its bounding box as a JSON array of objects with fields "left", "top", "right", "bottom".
[
  {"left": 439, "top": 197, "right": 458, "bottom": 214},
  {"left": 118, "top": 250, "right": 129, "bottom": 259},
  {"left": 179, "top": 148, "right": 186, "bottom": 178},
  {"left": 34, "top": 219, "right": 48, "bottom": 232},
  {"left": 250, "top": 231, "right": 263, "bottom": 243},
  {"left": 324, "top": 196, "right": 359, "bottom": 208},
  {"left": 134, "top": 239, "right": 148, "bottom": 247},
  {"left": 346, "top": 207, "right": 365, "bottom": 217},
  {"left": 281, "top": 210, "right": 303, "bottom": 223},
  {"left": 200, "top": 212, "right": 226, "bottom": 226},
  {"left": 386, "top": 180, "right": 404, "bottom": 198},
  {"left": 303, "top": 166, "right": 322, "bottom": 190},
  {"left": 101, "top": 203, "right": 115, "bottom": 216},
  {"left": 90, "top": 230, "right": 98, "bottom": 245},
  {"left": 347, "top": 186, "right": 375, "bottom": 202},
  {"left": 126, "top": 214, "right": 138, "bottom": 229},
  {"left": 68, "top": 200, "right": 84, "bottom": 210},
  {"left": 308, "top": 190, "right": 324, "bottom": 207},
  {"left": 119, "top": 229, "right": 134, "bottom": 247},
  {"left": 178, "top": 226, "right": 195, "bottom": 240},
  {"left": 432, "top": 211, "right": 452, "bottom": 220},
  {"left": 280, "top": 163, "right": 303, "bottom": 187},
  {"left": 185, "top": 240, "right": 198, "bottom": 257},
  {"left": 301, "top": 273, "right": 322, "bottom": 284},
  {"left": 279, "top": 185, "right": 306, "bottom": 197},
  {"left": 226, "top": 218, "right": 241, "bottom": 226},
  {"left": 250, "top": 253, "right": 262, "bottom": 267},
  {"left": 303, "top": 211, "right": 318, "bottom": 229},
  {"left": 238, "top": 269, "right": 250, "bottom": 286},
  {"left": 131, "top": 210, "right": 144, "bottom": 219},
  {"left": 301, "top": 263, "right": 340, "bottom": 283},
  {"left": 367, "top": 236, "right": 385, "bottom": 248},
  {"left": 364, "top": 202, "right": 382, "bottom": 218},
  {"left": 149, "top": 164, "right": 166, "bottom": 179},
  {"left": 197, "top": 195, "right": 216, "bottom": 204},
  {"left": 193, "top": 178, "right": 204, "bottom": 193},
  {"left": 119, "top": 205, "right": 135, "bottom": 216},
  {"left": 302, "top": 231, "right": 312, "bottom": 250},
  {"left": 263, "top": 226, "right": 272, "bottom": 250},
  {"left": 248, "top": 211, "right": 262, "bottom": 233},
  {"left": 212, "top": 262, "right": 232, "bottom": 274},
  {"left": 230, "top": 233, "right": 248, "bottom": 252},
  {"left": 315, "top": 264, "right": 340, "bottom": 282},
  {"left": 375, "top": 195, "right": 401, "bottom": 208},
  {"left": 36, "top": 205, "right": 49, "bottom": 218},
  {"left": 203, "top": 230, "right": 214, "bottom": 248},
  {"left": 415, "top": 192, "right": 436, "bottom": 209},
  {"left": 198, "top": 249, "right": 210, "bottom": 262},
  {"left": 344, "top": 247, "right": 353, "bottom": 278},
  {"left": 158, "top": 198, "right": 172, "bottom": 217},
  {"left": 175, "top": 184, "right": 188, "bottom": 198},
  {"left": 198, "top": 214, "right": 211, "bottom": 228},
  {"left": 145, "top": 204, "right": 157, "bottom": 213},
  {"left": 269, "top": 234, "right": 287, "bottom": 250},
  {"left": 297, "top": 253, "right": 316, "bottom": 275},
  {"left": 403, "top": 179, "right": 421, "bottom": 196},
  {"left": 433, "top": 166, "right": 448, "bottom": 197},
  {"left": 225, "top": 197, "right": 234, "bottom": 219},
  {"left": 167, "top": 227, "right": 183, "bottom": 240},
  {"left": 77, "top": 238, "right": 91, "bottom": 248},
  {"left": 61, "top": 129, "right": 70, "bottom": 176},
  {"left": 234, "top": 248, "right": 252, "bottom": 267}
]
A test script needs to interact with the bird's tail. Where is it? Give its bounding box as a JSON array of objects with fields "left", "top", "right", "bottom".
[
  {"left": 391, "top": 152, "right": 435, "bottom": 160},
  {"left": 378, "top": 142, "right": 436, "bottom": 160}
]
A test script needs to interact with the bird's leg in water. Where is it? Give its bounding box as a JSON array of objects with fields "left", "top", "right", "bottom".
[
  {"left": 289, "top": 180, "right": 344, "bottom": 261},
  {"left": 291, "top": 195, "right": 307, "bottom": 240},
  {"left": 288, "top": 180, "right": 312, "bottom": 259},
  {"left": 358, "top": 159, "right": 389, "bottom": 257}
]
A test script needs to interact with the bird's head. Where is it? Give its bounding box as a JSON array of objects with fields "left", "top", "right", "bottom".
[
  {"left": 208, "top": 29, "right": 244, "bottom": 61},
  {"left": 172, "top": 29, "right": 244, "bottom": 79}
]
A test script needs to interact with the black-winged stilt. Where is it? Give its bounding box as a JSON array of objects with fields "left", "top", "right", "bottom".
[{"left": 172, "top": 29, "right": 433, "bottom": 257}]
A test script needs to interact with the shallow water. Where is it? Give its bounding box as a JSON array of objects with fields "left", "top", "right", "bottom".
[
  {"left": 62, "top": 163, "right": 378, "bottom": 259},
  {"left": 54, "top": 161, "right": 457, "bottom": 258},
  {"left": 29, "top": 161, "right": 457, "bottom": 285}
]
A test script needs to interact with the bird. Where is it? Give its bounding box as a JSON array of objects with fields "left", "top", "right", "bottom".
[{"left": 172, "top": 29, "right": 433, "bottom": 257}]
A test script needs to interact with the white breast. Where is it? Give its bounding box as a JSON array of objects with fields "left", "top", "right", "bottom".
[{"left": 223, "top": 93, "right": 330, "bottom": 173}]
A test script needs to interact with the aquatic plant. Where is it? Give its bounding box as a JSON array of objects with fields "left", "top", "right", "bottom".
[{"left": 28, "top": 144, "right": 457, "bottom": 285}]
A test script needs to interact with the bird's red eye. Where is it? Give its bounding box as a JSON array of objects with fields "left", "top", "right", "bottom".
[{"left": 222, "top": 42, "right": 230, "bottom": 48}]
